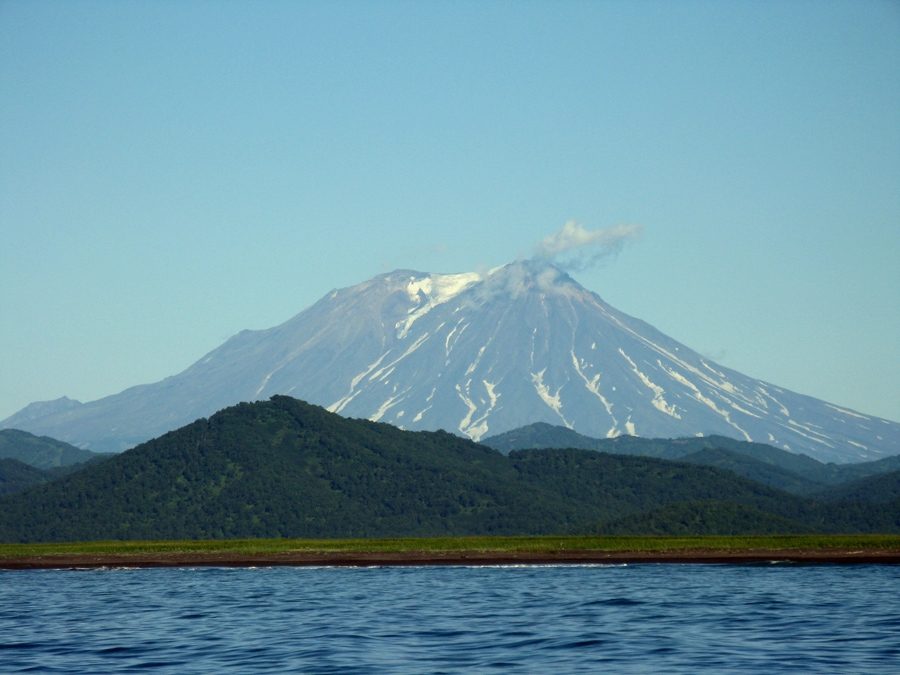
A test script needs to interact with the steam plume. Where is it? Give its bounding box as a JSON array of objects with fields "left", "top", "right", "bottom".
[{"left": 535, "top": 221, "right": 642, "bottom": 270}]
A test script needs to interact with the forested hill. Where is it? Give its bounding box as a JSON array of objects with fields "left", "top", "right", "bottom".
[
  {"left": 0, "top": 429, "right": 104, "bottom": 469},
  {"left": 1, "top": 396, "right": 897, "bottom": 542},
  {"left": 483, "top": 422, "right": 900, "bottom": 494}
]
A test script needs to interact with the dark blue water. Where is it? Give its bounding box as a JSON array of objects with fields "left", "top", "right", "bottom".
[{"left": 2, "top": 564, "right": 899, "bottom": 673}]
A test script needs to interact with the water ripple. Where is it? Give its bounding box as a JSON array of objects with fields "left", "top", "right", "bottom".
[{"left": 1, "top": 564, "right": 899, "bottom": 672}]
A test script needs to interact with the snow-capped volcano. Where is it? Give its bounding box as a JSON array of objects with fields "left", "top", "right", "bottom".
[{"left": 3, "top": 259, "right": 898, "bottom": 462}]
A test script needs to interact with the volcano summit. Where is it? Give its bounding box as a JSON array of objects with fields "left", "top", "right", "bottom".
[{"left": 3, "top": 260, "right": 897, "bottom": 462}]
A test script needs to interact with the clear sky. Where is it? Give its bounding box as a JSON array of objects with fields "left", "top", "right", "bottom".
[{"left": 2, "top": 0, "right": 898, "bottom": 423}]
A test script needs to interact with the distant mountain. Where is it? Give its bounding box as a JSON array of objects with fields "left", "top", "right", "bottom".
[
  {"left": 4, "top": 260, "right": 898, "bottom": 462},
  {"left": 484, "top": 422, "right": 823, "bottom": 464},
  {"left": 483, "top": 423, "right": 900, "bottom": 495},
  {"left": 0, "top": 429, "right": 105, "bottom": 470},
  {"left": 5, "top": 395, "right": 890, "bottom": 543},
  {"left": 3, "top": 396, "right": 83, "bottom": 424},
  {"left": 484, "top": 422, "right": 611, "bottom": 455}
]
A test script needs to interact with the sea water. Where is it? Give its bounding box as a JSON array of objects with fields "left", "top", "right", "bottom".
[{"left": 2, "top": 564, "right": 899, "bottom": 673}]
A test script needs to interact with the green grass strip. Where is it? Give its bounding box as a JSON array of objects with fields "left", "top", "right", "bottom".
[{"left": 1, "top": 533, "right": 898, "bottom": 559}]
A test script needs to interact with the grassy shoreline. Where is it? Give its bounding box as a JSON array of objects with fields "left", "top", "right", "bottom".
[{"left": 2, "top": 533, "right": 899, "bottom": 560}]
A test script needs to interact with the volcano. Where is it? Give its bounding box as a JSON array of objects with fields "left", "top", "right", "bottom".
[{"left": 3, "top": 260, "right": 897, "bottom": 462}]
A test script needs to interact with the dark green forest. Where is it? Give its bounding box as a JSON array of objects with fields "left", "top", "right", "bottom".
[
  {"left": 1, "top": 397, "right": 898, "bottom": 542},
  {"left": 0, "top": 458, "right": 51, "bottom": 496}
]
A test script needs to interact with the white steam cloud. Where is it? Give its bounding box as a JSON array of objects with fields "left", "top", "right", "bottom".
[{"left": 535, "top": 221, "right": 642, "bottom": 270}]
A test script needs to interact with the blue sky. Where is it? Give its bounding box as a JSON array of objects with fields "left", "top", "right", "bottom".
[{"left": 1, "top": 0, "right": 898, "bottom": 422}]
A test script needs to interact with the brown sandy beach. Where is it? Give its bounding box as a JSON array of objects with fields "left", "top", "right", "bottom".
[{"left": 3, "top": 548, "right": 899, "bottom": 570}]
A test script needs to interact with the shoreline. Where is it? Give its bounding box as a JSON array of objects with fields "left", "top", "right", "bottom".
[{"left": 3, "top": 548, "right": 900, "bottom": 570}]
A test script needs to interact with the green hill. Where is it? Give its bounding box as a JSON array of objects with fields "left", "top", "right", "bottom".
[
  {"left": 0, "top": 397, "right": 577, "bottom": 541},
  {"left": 483, "top": 422, "right": 900, "bottom": 494},
  {"left": 0, "top": 397, "right": 896, "bottom": 542},
  {"left": 0, "top": 429, "right": 105, "bottom": 470}
]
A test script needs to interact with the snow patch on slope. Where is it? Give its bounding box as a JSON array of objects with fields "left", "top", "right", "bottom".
[
  {"left": 825, "top": 403, "right": 870, "bottom": 421},
  {"left": 370, "top": 333, "right": 431, "bottom": 381},
  {"left": 412, "top": 387, "right": 437, "bottom": 423},
  {"left": 618, "top": 349, "right": 681, "bottom": 419},
  {"left": 397, "top": 272, "right": 481, "bottom": 338},
  {"left": 570, "top": 350, "right": 618, "bottom": 437},
  {"left": 328, "top": 351, "right": 391, "bottom": 413},
  {"left": 444, "top": 319, "right": 467, "bottom": 358},
  {"left": 624, "top": 416, "right": 636, "bottom": 435},
  {"left": 785, "top": 419, "right": 835, "bottom": 448},
  {"left": 454, "top": 378, "right": 501, "bottom": 441},
  {"left": 531, "top": 369, "right": 572, "bottom": 428},
  {"left": 369, "top": 389, "right": 409, "bottom": 423},
  {"left": 484, "top": 380, "right": 499, "bottom": 410},
  {"left": 758, "top": 386, "right": 790, "bottom": 417},
  {"left": 595, "top": 302, "right": 763, "bottom": 412},
  {"left": 254, "top": 372, "right": 274, "bottom": 398},
  {"left": 456, "top": 382, "right": 479, "bottom": 437},
  {"left": 658, "top": 362, "right": 752, "bottom": 441}
]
